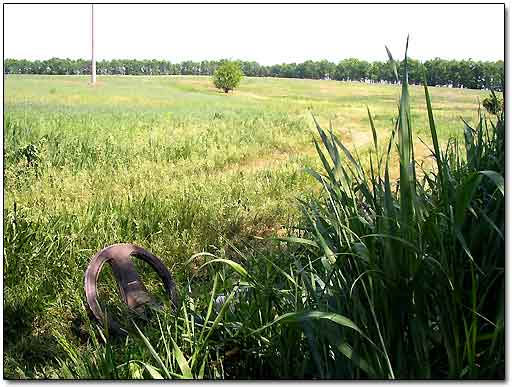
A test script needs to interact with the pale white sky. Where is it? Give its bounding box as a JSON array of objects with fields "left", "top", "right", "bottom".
[{"left": 4, "top": 3, "right": 505, "bottom": 64}]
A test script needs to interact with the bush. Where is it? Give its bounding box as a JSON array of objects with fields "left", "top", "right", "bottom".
[
  {"left": 213, "top": 61, "right": 243, "bottom": 93},
  {"left": 482, "top": 91, "right": 503, "bottom": 116}
]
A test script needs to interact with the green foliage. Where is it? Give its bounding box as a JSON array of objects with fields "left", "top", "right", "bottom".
[
  {"left": 213, "top": 61, "right": 243, "bottom": 93},
  {"left": 4, "top": 68, "right": 502, "bottom": 379},
  {"left": 120, "top": 43, "right": 503, "bottom": 380},
  {"left": 482, "top": 91, "right": 504, "bottom": 116},
  {"left": 4, "top": 57, "right": 504, "bottom": 90},
  {"left": 278, "top": 43, "right": 504, "bottom": 378}
]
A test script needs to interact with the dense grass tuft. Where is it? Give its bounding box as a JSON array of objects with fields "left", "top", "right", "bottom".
[{"left": 279, "top": 43, "right": 504, "bottom": 378}]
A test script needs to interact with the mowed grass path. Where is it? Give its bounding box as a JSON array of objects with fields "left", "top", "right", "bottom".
[{"left": 4, "top": 75, "right": 487, "bottom": 377}]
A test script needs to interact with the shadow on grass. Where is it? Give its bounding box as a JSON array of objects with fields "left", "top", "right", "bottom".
[{"left": 4, "top": 299, "right": 62, "bottom": 379}]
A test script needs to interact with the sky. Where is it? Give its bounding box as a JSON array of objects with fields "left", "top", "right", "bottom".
[{"left": 4, "top": 3, "right": 505, "bottom": 64}]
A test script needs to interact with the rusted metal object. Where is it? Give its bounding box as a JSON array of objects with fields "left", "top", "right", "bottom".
[{"left": 84, "top": 243, "right": 179, "bottom": 335}]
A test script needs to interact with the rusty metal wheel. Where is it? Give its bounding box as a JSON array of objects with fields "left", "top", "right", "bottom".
[{"left": 84, "top": 243, "right": 179, "bottom": 335}]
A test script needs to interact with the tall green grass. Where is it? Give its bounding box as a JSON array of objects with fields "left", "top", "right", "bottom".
[
  {"left": 271, "top": 40, "right": 505, "bottom": 378},
  {"left": 166, "top": 41, "right": 503, "bottom": 379},
  {"left": 5, "top": 47, "right": 503, "bottom": 379}
]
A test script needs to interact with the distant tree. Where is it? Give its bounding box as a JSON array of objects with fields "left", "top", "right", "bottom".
[
  {"left": 281, "top": 63, "right": 298, "bottom": 78},
  {"left": 406, "top": 58, "right": 423, "bottom": 85},
  {"left": 302, "top": 60, "right": 319, "bottom": 79},
  {"left": 318, "top": 60, "right": 336, "bottom": 79},
  {"left": 337, "top": 58, "right": 369, "bottom": 82},
  {"left": 242, "top": 61, "right": 261, "bottom": 77},
  {"left": 181, "top": 60, "right": 201, "bottom": 75},
  {"left": 200, "top": 60, "right": 216, "bottom": 76},
  {"left": 3, "top": 57, "right": 504, "bottom": 91},
  {"left": 490, "top": 60, "right": 504, "bottom": 91},
  {"left": 269, "top": 64, "right": 282, "bottom": 77},
  {"left": 367, "top": 62, "right": 381, "bottom": 83},
  {"left": 213, "top": 61, "right": 243, "bottom": 93},
  {"left": 424, "top": 58, "right": 448, "bottom": 86}
]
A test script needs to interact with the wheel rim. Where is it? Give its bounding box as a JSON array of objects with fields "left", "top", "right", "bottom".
[{"left": 84, "top": 243, "right": 179, "bottom": 335}]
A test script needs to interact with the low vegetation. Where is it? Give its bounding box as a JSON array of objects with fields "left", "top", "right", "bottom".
[
  {"left": 3, "top": 48, "right": 503, "bottom": 379},
  {"left": 483, "top": 91, "right": 504, "bottom": 116}
]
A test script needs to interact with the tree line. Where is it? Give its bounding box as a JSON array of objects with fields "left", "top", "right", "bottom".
[{"left": 4, "top": 57, "right": 503, "bottom": 90}]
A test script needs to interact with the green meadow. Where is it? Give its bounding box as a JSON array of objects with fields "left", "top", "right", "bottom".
[{"left": 4, "top": 74, "right": 493, "bottom": 378}]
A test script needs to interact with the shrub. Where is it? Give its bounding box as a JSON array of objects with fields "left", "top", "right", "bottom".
[
  {"left": 482, "top": 91, "right": 503, "bottom": 116},
  {"left": 213, "top": 61, "right": 243, "bottom": 93}
]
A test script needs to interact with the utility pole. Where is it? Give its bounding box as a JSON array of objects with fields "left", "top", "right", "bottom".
[{"left": 91, "top": 4, "right": 96, "bottom": 85}]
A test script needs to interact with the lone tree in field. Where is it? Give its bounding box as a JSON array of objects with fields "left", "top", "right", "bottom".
[{"left": 213, "top": 61, "right": 243, "bottom": 93}]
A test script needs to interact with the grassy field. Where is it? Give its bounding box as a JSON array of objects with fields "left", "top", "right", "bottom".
[{"left": 4, "top": 74, "right": 491, "bottom": 378}]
